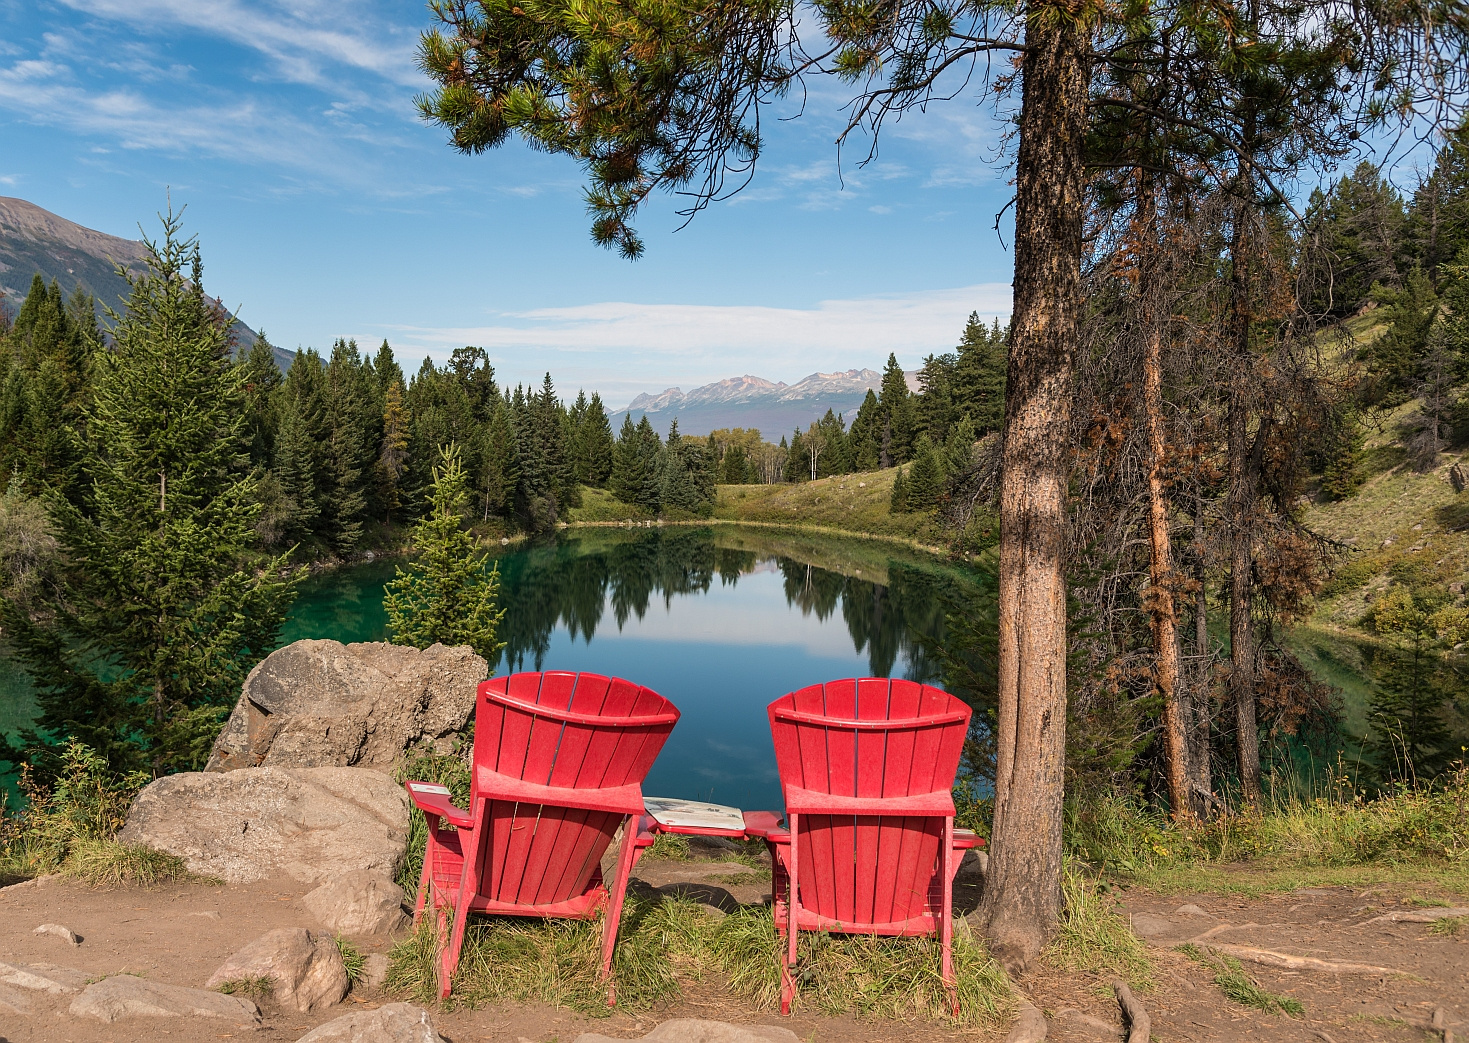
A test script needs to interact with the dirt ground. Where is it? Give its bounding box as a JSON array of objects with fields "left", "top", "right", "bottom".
[{"left": 1, "top": 845, "right": 1465, "bottom": 1043}]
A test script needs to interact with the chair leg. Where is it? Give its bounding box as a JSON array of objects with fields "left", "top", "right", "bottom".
[
  {"left": 941, "top": 816, "right": 957, "bottom": 1017},
  {"left": 433, "top": 903, "right": 453, "bottom": 1000},
  {"left": 412, "top": 836, "right": 434, "bottom": 924},
  {"left": 781, "top": 813, "right": 799, "bottom": 1016},
  {"left": 599, "top": 813, "right": 641, "bottom": 1005}
]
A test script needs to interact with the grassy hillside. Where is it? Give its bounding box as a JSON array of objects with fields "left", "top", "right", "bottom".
[
  {"left": 711, "top": 466, "right": 959, "bottom": 549},
  {"left": 1302, "top": 317, "right": 1469, "bottom": 636}
]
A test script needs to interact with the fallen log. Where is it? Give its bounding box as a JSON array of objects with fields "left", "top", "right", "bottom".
[
  {"left": 1005, "top": 993, "right": 1048, "bottom": 1043},
  {"left": 1112, "top": 980, "right": 1150, "bottom": 1043},
  {"left": 1195, "top": 942, "right": 1405, "bottom": 977}
]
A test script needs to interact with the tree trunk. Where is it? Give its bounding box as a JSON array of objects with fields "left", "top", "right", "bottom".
[
  {"left": 1227, "top": 197, "right": 1262, "bottom": 806},
  {"left": 1192, "top": 496, "right": 1213, "bottom": 809},
  {"left": 1143, "top": 271, "right": 1189, "bottom": 819},
  {"left": 974, "top": 9, "right": 1088, "bottom": 972}
]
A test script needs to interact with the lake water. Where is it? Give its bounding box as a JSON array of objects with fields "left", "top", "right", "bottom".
[{"left": 2, "top": 526, "right": 991, "bottom": 812}]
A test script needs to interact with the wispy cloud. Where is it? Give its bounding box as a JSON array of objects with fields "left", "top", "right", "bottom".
[
  {"left": 53, "top": 0, "right": 423, "bottom": 89},
  {"left": 373, "top": 283, "right": 1013, "bottom": 407}
]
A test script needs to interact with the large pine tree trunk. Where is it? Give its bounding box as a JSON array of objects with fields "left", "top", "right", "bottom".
[
  {"left": 974, "top": 9, "right": 1088, "bottom": 971},
  {"left": 1227, "top": 200, "right": 1263, "bottom": 806},
  {"left": 1142, "top": 266, "right": 1189, "bottom": 819},
  {"left": 1192, "top": 497, "right": 1214, "bottom": 808}
]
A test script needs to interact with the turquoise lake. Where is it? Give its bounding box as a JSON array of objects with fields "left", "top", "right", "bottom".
[{"left": 2, "top": 526, "right": 991, "bottom": 812}]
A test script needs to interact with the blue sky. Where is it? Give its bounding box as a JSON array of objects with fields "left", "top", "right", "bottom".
[{"left": 0, "top": 0, "right": 1018, "bottom": 407}]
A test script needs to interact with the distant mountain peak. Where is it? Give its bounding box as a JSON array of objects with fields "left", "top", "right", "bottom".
[{"left": 611, "top": 367, "right": 913, "bottom": 438}]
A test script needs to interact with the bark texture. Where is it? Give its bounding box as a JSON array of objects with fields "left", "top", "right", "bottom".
[
  {"left": 974, "top": 9, "right": 1089, "bottom": 971},
  {"left": 1227, "top": 200, "right": 1262, "bottom": 806},
  {"left": 1191, "top": 499, "right": 1213, "bottom": 808}
]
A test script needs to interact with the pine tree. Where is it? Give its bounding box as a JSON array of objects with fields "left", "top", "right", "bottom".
[
  {"left": 609, "top": 413, "right": 647, "bottom": 506},
  {"left": 953, "top": 314, "right": 1007, "bottom": 434},
  {"left": 1407, "top": 121, "right": 1469, "bottom": 284},
  {"left": 319, "top": 339, "right": 373, "bottom": 553},
  {"left": 581, "top": 392, "right": 615, "bottom": 486},
  {"left": 384, "top": 442, "right": 506, "bottom": 661},
  {"left": 1302, "top": 162, "right": 1410, "bottom": 316},
  {"left": 721, "top": 442, "right": 751, "bottom": 483},
  {"left": 657, "top": 419, "right": 714, "bottom": 515},
  {"left": 1367, "top": 267, "right": 1441, "bottom": 404},
  {"left": 0, "top": 275, "right": 94, "bottom": 499},
  {"left": 1365, "top": 584, "right": 1466, "bottom": 783},
  {"left": 378, "top": 379, "right": 410, "bottom": 520},
  {"left": 633, "top": 415, "right": 663, "bottom": 509},
  {"left": 1, "top": 212, "right": 301, "bottom": 774},
  {"left": 915, "top": 351, "right": 958, "bottom": 443},
  {"left": 904, "top": 435, "right": 945, "bottom": 510},
  {"left": 477, "top": 394, "right": 519, "bottom": 519},
  {"left": 783, "top": 429, "right": 809, "bottom": 483},
  {"left": 890, "top": 466, "right": 910, "bottom": 512},
  {"left": 848, "top": 390, "right": 882, "bottom": 471},
  {"left": 240, "top": 334, "right": 281, "bottom": 470},
  {"left": 878, "top": 353, "right": 915, "bottom": 465},
  {"left": 1319, "top": 409, "right": 1366, "bottom": 500},
  {"left": 815, "top": 409, "right": 849, "bottom": 476}
]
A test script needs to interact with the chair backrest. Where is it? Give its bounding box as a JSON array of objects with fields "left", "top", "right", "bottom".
[
  {"left": 469, "top": 671, "right": 679, "bottom": 908},
  {"left": 768, "top": 678, "right": 970, "bottom": 928}
]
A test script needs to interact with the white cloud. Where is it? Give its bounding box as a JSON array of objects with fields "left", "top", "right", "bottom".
[
  {"left": 372, "top": 282, "right": 1012, "bottom": 407},
  {"left": 53, "top": 0, "right": 423, "bottom": 89}
]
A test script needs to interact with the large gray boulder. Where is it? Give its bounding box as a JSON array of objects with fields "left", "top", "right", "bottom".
[
  {"left": 69, "top": 977, "right": 260, "bottom": 1023},
  {"left": 206, "top": 928, "right": 348, "bottom": 1013},
  {"left": 207, "top": 639, "right": 486, "bottom": 772},
  {"left": 117, "top": 766, "right": 410, "bottom": 884},
  {"left": 295, "top": 1002, "right": 445, "bottom": 1043},
  {"left": 303, "top": 869, "right": 408, "bottom": 937}
]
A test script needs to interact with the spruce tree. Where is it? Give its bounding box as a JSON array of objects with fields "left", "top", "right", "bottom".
[
  {"left": 378, "top": 379, "right": 411, "bottom": 521},
  {"left": 1367, "top": 267, "right": 1440, "bottom": 404},
  {"left": 904, "top": 435, "right": 945, "bottom": 510},
  {"left": 384, "top": 442, "right": 506, "bottom": 660},
  {"left": 722, "top": 442, "right": 751, "bottom": 483},
  {"left": 657, "top": 420, "right": 714, "bottom": 515},
  {"left": 477, "top": 394, "right": 519, "bottom": 519},
  {"left": 319, "top": 339, "right": 373, "bottom": 553},
  {"left": 272, "top": 395, "right": 320, "bottom": 544},
  {"left": 609, "top": 413, "right": 647, "bottom": 506},
  {"left": 848, "top": 390, "right": 882, "bottom": 471},
  {"left": 783, "top": 429, "right": 809, "bottom": 483},
  {"left": 1, "top": 213, "right": 301, "bottom": 775},
  {"left": 953, "top": 314, "right": 1007, "bottom": 434},
  {"left": 815, "top": 409, "right": 849, "bottom": 476},
  {"left": 240, "top": 334, "right": 281, "bottom": 470},
  {"left": 878, "top": 353, "right": 915, "bottom": 465},
  {"left": 915, "top": 351, "right": 957, "bottom": 443},
  {"left": 890, "top": 466, "right": 910, "bottom": 512},
  {"left": 581, "top": 392, "right": 615, "bottom": 486},
  {"left": 1365, "top": 584, "right": 1466, "bottom": 783}
]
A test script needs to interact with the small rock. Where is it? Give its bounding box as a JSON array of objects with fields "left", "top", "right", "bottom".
[
  {"left": 295, "top": 1001, "right": 445, "bottom": 1042},
  {"left": 1412, "top": 522, "right": 1424, "bottom": 531},
  {"left": 304, "top": 870, "right": 408, "bottom": 937},
  {"left": 0, "top": 960, "right": 89, "bottom": 993},
  {"left": 1129, "top": 912, "right": 1174, "bottom": 938},
  {"left": 1451, "top": 582, "right": 1465, "bottom": 595},
  {"left": 190, "top": 910, "right": 221, "bottom": 919},
  {"left": 1381, "top": 537, "right": 1396, "bottom": 548},
  {"left": 500, "top": 537, "right": 510, "bottom": 545},
  {"left": 33, "top": 923, "right": 80, "bottom": 945},
  {"left": 206, "top": 927, "right": 348, "bottom": 1013},
  {"left": 70, "top": 977, "right": 260, "bottom": 1023},
  {"left": 1174, "top": 903, "right": 1209, "bottom": 916},
  {"left": 858, "top": 482, "right": 866, "bottom": 488},
  {"left": 1054, "top": 1008, "right": 1123, "bottom": 1039},
  {"left": 358, "top": 954, "right": 390, "bottom": 992},
  {"left": 575, "top": 1020, "right": 801, "bottom": 1043}
]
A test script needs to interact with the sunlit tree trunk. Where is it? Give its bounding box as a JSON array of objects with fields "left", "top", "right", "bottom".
[{"left": 975, "top": 8, "right": 1089, "bottom": 971}]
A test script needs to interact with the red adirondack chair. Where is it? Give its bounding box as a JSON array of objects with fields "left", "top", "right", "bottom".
[
  {"left": 742, "top": 678, "right": 981, "bottom": 1015},
  {"left": 404, "top": 671, "right": 680, "bottom": 1000}
]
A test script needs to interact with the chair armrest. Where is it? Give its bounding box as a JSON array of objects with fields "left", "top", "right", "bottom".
[
  {"left": 404, "top": 781, "right": 474, "bottom": 829},
  {"left": 634, "top": 814, "right": 659, "bottom": 848},
  {"left": 954, "top": 828, "right": 985, "bottom": 849},
  {"left": 742, "top": 810, "right": 789, "bottom": 841}
]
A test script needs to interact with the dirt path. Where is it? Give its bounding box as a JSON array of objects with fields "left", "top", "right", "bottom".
[{"left": 2, "top": 857, "right": 1465, "bottom": 1042}]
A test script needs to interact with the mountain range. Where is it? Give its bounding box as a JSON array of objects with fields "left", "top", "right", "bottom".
[
  {"left": 611, "top": 368, "right": 920, "bottom": 438},
  {"left": 0, "top": 197, "right": 283, "bottom": 368}
]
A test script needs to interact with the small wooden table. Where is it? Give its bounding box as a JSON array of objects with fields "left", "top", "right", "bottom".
[{"left": 641, "top": 796, "right": 749, "bottom": 838}]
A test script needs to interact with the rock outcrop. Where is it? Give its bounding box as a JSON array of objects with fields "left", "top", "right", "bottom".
[
  {"left": 206, "top": 928, "right": 349, "bottom": 1013},
  {"left": 303, "top": 870, "right": 408, "bottom": 937},
  {"left": 295, "top": 1002, "right": 445, "bottom": 1042},
  {"left": 118, "top": 766, "right": 410, "bottom": 884},
  {"left": 69, "top": 977, "right": 260, "bottom": 1023},
  {"left": 207, "top": 640, "right": 487, "bottom": 773}
]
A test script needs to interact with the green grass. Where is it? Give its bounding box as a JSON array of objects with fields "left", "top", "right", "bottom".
[
  {"left": 387, "top": 894, "right": 1013, "bottom": 1026},
  {"left": 1064, "top": 766, "right": 1469, "bottom": 895},
  {"left": 564, "top": 487, "right": 657, "bottom": 523},
  {"left": 1429, "top": 915, "right": 1467, "bottom": 936},
  {"left": 335, "top": 936, "right": 367, "bottom": 986},
  {"left": 215, "top": 975, "right": 275, "bottom": 998},
  {"left": 711, "top": 469, "right": 954, "bottom": 548},
  {"left": 644, "top": 833, "right": 691, "bottom": 860},
  {"left": 1177, "top": 944, "right": 1305, "bottom": 1016},
  {"left": 1043, "top": 866, "right": 1154, "bottom": 988},
  {"left": 60, "top": 838, "right": 204, "bottom": 887}
]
